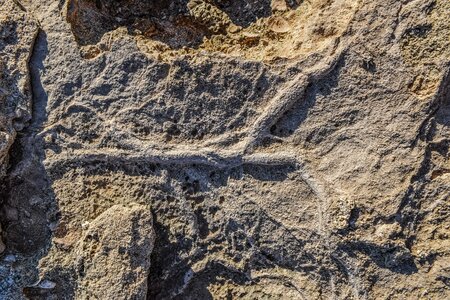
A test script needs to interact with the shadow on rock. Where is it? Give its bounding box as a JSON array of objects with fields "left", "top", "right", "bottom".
[
  {"left": 0, "top": 30, "right": 64, "bottom": 297},
  {"left": 336, "top": 241, "right": 418, "bottom": 275}
]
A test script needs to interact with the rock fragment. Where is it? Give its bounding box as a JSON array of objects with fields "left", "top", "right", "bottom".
[{"left": 74, "top": 204, "right": 155, "bottom": 299}]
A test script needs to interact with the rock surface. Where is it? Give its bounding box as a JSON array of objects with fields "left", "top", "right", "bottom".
[
  {"left": 0, "top": 0, "right": 449, "bottom": 299},
  {"left": 63, "top": 204, "right": 154, "bottom": 299}
]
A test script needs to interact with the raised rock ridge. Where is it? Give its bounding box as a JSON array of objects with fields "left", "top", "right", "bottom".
[{"left": 0, "top": 0, "right": 449, "bottom": 299}]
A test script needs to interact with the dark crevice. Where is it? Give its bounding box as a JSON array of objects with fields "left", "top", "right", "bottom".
[
  {"left": 0, "top": 28, "right": 60, "bottom": 297},
  {"left": 28, "top": 30, "right": 50, "bottom": 132}
]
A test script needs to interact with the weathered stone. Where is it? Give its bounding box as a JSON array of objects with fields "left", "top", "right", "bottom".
[
  {"left": 74, "top": 204, "right": 155, "bottom": 299},
  {"left": 0, "top": 0, "right": 449, "bottom": 299}
]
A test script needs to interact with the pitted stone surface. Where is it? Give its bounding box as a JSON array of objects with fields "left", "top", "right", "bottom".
[{"left": 0, "top": 0, "right": 449, "bottom": 299}]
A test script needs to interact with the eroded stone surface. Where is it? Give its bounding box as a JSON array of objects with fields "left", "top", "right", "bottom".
[
  {"left": 0, "top": 0, "right": 38, "bottom": 187},
  {"left": 66, "top": 0, "right": 358, "bottom": 62},
  {"left": 77, "top": 204, "right": 154, "bottom": 298},
  {"left": 0, "top": 0, "right": 38, "bottom": 261},
  {"left": 0, "top": 0, "right": 449, "bottom": 299}
]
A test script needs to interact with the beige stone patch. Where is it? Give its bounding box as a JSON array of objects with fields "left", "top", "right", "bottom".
[
  {"left": 66, "top": 0, "right": 358, "bottom": 63},
  {"left": 136, "top": 0, "right": 359, "bottom": 63},
  {"left": 400, "top": 0, "right": 450, "bottom": 97}
]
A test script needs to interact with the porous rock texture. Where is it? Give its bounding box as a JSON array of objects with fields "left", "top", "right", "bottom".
[{"left": 0, "top": 0, "right": 449, "bottom": 299}]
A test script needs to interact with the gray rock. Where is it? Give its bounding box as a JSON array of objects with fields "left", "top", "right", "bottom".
[{"left": 0, "top": 0, "right": 449, "bottom": 299}]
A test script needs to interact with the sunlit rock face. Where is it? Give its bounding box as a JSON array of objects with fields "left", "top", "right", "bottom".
[{"left": 0, "top": 0, "right": 449, "bottom": 299}]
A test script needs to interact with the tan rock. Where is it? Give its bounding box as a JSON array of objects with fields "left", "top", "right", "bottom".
[
  {"left": 271, "top": 0, "right": 288, "bottom": 12},
  {"left": 75, "top": 204, "right": 155, "bottom": 299}
]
